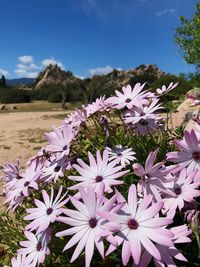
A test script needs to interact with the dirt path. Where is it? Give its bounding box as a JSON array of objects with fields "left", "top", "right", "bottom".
[{"left": 0, "top": 111, "right": 69, "bottom": 209}]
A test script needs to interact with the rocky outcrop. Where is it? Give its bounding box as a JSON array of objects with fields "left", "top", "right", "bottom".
[
  {"left": 100, "top": 64, "right": 165, "bottom": 88},
  {"left": 34, "top": 64, "right": 164, "bottom": 90},
  {"left": 35, "top": 64, "right": 80, "bottom": 89},
  {"left": 186, "top": 87, "right": 200, "bottom": 99}
]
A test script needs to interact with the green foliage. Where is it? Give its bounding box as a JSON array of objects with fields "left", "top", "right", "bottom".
[
  {"left": 0, "top": 88, "right": 31, "bottom": 103},
  {"left": 175, "top": 2, "right": 200, "bottom": 70},
  {"left": 129, "top": 66, "right": 158, "bottom": 87},
  {"left": 31, "top": 83, "right": 84, "bottom": 103},
  {"left": 47, "top": 91, "right": 62, "bottom": 103}
]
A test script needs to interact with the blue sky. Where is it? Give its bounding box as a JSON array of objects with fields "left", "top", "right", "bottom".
[{"left": 0, "top": 0, "right": 198, "bottom": 79}]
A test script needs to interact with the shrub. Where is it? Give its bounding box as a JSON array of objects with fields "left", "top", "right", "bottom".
[
  {"left": 47, "top": 91, "right": 62, "bottom": 103},
  {"left": 0, "top": 89, "right": 31, "bottom": 103},
  {"left": 0, "top": 82, "right": 199, "bottom": 267}
]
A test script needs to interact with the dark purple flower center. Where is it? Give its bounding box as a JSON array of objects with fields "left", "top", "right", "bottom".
[
  {"left": 17, "top": 175, "right": 22, "bottom": 179},
  {"left": 43, "top": 150, "right": 50, "bottom": 159},
  {"left": 46, "top": 207, "right": 53, "bottom": 215},
  {"left": 96, "top": 175, "right": 103, "bottom": 182},
  {"left": 63, "top": 145, "right": 68, "bottom": 151},
  {"left": 89, "top": 218, "right": 97, "bottom": 228},
  {"left": 36, "top": 242, "right": 42, "bottom": 251},
  {"left": 139, "top": 119, "right": 148, "bottom": 126},
  {"left": 54, "top": 166, "right": 61, "bottom": 172},
  {"left": 192, "top": 151, "right": 200, "bottom": 160},
  {"left": 24, "top": 181, "right": 30, "bottom": 187},
  {"left": 125, "top": 98, "right": 132, "bottom": 103},
  {"left": 127, "top": 219, "right": 139, "bottom": 230},
  {"left": 174, "top": 187, "right": 182, "bottom": 195}
]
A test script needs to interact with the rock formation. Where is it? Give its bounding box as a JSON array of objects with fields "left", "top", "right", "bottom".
[{"left": 35, "top": 64, "right": 80, "bottom": 89}]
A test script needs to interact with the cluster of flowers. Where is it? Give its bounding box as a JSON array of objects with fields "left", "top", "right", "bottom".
[{"left": 1, "top": 81, "right": 200, "bottom": 267}]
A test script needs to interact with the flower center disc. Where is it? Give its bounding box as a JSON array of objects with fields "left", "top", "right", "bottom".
[
  {"left": 174, "top": 187, "right": 182, "bottom": 195},
  {"left": 63, "top": 145, "right": 68, "bottom": 151},
  {"left": 54, "top": 166, "right": 61, "bottom": 172},
  {"left": 125, "top": 98, "right": 132, "bottom": 103},
  {"left": 89, "top": 218, "right": 97, "bottom": 228},
  {"left": 36, "top": 242, "right": 42, "bottom": 251},
  {"left": 128, "top": 219, "right": 139, "bottom": 230},
  {"left": 192, "top": 151, "right": 200, "bottom": 160},
  {"left": 96, "top": 175, "right": 103, "bottom": 182},
  {"left": 47, "top": 207, "right": 53, "bottom": 215},
  {"left": 24, "top": 181, "right": 30, "bottom": 187},
  {"left": 139, "top": 119, "right": 148, "bottom": 126}
]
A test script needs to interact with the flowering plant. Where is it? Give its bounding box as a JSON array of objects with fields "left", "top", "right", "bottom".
[{"left": 0, "top": 82, "right": 200, "bottom": 267}]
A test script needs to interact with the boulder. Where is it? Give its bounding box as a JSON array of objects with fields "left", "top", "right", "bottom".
[
  {"left": 186, "top": 87, "right": 200, "bottom": 99},
  {"left": 0, "top": 105, "right": 6, "bottom": 110},
  {"left": 11, "top": 106, "right": 17, "bottom": 110}
]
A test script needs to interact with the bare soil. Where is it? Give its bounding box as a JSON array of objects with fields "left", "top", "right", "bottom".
[{"left": 0, "top": 111, "right": 70, "bottom": 209}]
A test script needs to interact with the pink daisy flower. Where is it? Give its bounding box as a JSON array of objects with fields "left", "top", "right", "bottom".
[
  {"left": 68, "top": 149, "right": 129, "bottom": 193},
  {"left": 86, "top": 96, "right": 111, "bottom": 116},
  {"left": 156, "top": 82, "right": 179, "bottom": 95},
  {"left": 11, "top": 254, "right": 27, "bottom": 267},
  {"left": 64, "top": 108, "right": 88, "bottom": 130},
  {"left": 166, "top": 129, "right": 200, "bottom": 174},
  {"left": 2, "top": 160, "right": 20, "bottom": 183},
  {"left": 133, "top": 224, "right": 191, "bottom": 267},
  {"left": 162, "top": 168, "right": 200, "bottom": 218},
  {"left": 106, "top": 83, "right": 149, "bottom": 110},
  {"left": 15, "top": 166, "right": 39, "bottom": 197},
  {"left": 106, "top": 145, "right": 136, "bottom": 167},
  {"left": 99, "top": 185, "right": 173, "bottom": 265},
  {"left": 24, "top": 186, "right": 68, "bottom": 234},
  {"left": 56, "top": 185, "right": 120, "bottom": 267},
  {"left": 17, "top": 230, "right": 51, "bottom": 267},
  {"left": 2, "top": 161, "right": 22, "bottom": 195},
  {"left": 124, "top": 99, "right": 163, "bottom": 135},
  {"left": 132, "top": 149, "right": 170, "bottom": 201},
  {"left": 45, "top": 123, "right": 74, "bottom": 158},
  {"left": 4, "top": 161, "right": 42, "bottom": 210},
  {"left": 41, "top": 156, "right": 71, "bottom": 183}
]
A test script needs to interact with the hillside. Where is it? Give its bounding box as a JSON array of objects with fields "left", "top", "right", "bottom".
[{"left": 7, "top": 78, "right": 35, "bottom": 86}]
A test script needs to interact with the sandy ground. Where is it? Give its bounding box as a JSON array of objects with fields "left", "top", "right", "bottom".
[{"left": 0, "top": 111, "right": 69, "bottom": 209}]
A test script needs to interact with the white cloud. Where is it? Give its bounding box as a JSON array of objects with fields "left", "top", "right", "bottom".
[
  {"left": 18, "top": 55, "right": 34, "bottom": 64},
  {"left": 14, "top": 69, "right": 38, "bottom": 78},
  {"left": 15, "top": 55, "right": 66, "bottom": 78},
  {"left": 89, "top": 65, "right": 122, "bottom": 76},
  {"left": 77, "top": 0, "right": 140, "bottom": 24},
  {"left": 89, "top": 65, "right": 117, "bottom": 76},
  {"left": 17, "top": 63, "right": 41, "bottom": 71},
  {"left": 15, "top": 55, "right": 42, "bottom": 78},
  {"left": 42, "top": 58, "right": 65, "bottom": 70},
  {"left": 155, "top": 9, "right": 176, "bottom": 16},
  {"left": 0, "top": 68, "right": 9, "bottom": 77},
  {"left": 75, "top": 75, "right": 85, "bottom": 80}
]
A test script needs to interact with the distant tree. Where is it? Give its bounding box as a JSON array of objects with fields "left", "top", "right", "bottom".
[
  {"left": 60, "top": 81, "right": 82, "bottom": 109},
  {"left": 129, "top": 72, "right": 158, "bottom": 88},
  {"left": 81, "top": 78, "right": 91, "bottom": 104},
  {"left": 175, "top": 2, "right": 200, "bottom": 72},
  {"left": 0, "top": 75, "right": 6, "bottom": 88}
]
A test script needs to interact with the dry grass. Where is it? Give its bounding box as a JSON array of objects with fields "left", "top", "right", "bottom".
[{"left": 0, "top": 100, "right": 81, "bottom": 113}]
